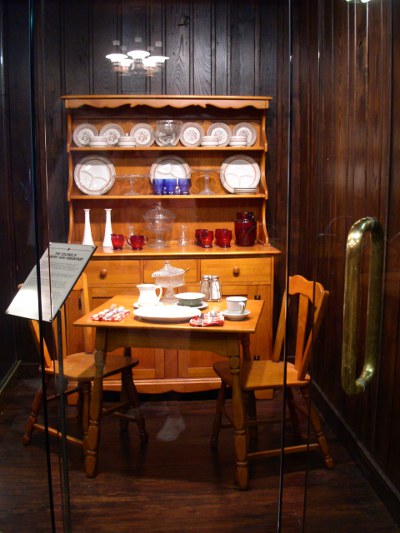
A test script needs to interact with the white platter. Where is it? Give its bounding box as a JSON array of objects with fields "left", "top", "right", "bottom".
[
  {"left": 72, "top": 123, "right": 98, "bottom": 146},
  {"left": 180, "top": 122, "right": 204, "bottom": 147},
  {"left": 99, "top": 123, "right": 125, "bottom": 145},
  {"left": 232, "top": 122, "right": 257, "bottom": 146},
  {"left": 74, "top": 156, "right": 116, "bottom": 195},
  {"left": 220, "top": 155, "right": 261, "bottom": 193},
  {"left": 222, "top": 309, "right": 251, "bottom": 320},
  {"left": 150, "top": 155, "right": 191, "bottom": 182},
  {"left": 207, "top": 123, "right": 232, "bottom": 147},
  {"left": 134, "top": 305, "right": 201, "bottom": 323},
  {"left": 130, "top": 123, "right": 155, "bottom": 147}
]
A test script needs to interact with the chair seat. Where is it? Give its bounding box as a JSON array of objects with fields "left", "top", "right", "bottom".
[
  {"left": 45, "top": 353, "right": 140, "bottom": 381},
  {"left": 213, "top": 359, "right": 310, "bottom": 390}
]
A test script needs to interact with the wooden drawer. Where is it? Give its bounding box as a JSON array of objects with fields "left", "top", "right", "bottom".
[
  {"left": 85, "top": 259, "right": 141, "bottom": 285},
  {"left": 142, "top": 259, "right": 199, "bottom": 283},
  {"left": 200, "top": 257, "right": 272, "bottom": 283}
]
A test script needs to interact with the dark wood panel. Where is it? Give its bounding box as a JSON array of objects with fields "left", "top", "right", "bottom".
[
  {"left": 165, "top": 0, "right": 190, "bottom": 94},
  {"left": 191, "top": 0, "right": 212, "bottom": 94},
  {"left": 91, "top": 0, "right": 118, "bottom": 94},
  {"left": 63, "top": 0, "right": 91, "bottom": 95},
  {"left": 230, "top": 2, "right": 256, "bottom": 95},
  {"left": 214, "top": 0, "right": 230, "bottom": 95}
]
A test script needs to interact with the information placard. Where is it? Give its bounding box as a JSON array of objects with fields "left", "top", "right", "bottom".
[{"left": 6, "top": 243, "right": 96, "bottom": 322}]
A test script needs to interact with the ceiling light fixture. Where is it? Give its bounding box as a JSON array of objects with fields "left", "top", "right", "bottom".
[{"left": 106, "top": 40, "right": 168, "bottom": 76}]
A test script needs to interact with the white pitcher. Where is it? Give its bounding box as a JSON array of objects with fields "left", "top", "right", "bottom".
[{"left": 136, "top": 284, "right": 163, "bottom": 307}]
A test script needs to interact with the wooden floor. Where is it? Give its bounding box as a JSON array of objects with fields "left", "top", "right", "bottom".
[{"left": 0, "top": 377, "right": 399, "bottom": 533}]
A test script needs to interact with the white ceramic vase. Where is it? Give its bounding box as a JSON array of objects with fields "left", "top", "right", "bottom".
[
  {"left": 82, "top": 209, "right": 94, "bottom": 246},
  {"left": 103, "top": 208, "right": 113, "bottom": 249}
]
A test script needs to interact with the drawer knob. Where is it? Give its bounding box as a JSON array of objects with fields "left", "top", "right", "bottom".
[
  {"left": 99, "top": 268, "right": 108, "bottom": 279},
  {"left": 232, "top": 266, "right": 240, "bottom": 276}
]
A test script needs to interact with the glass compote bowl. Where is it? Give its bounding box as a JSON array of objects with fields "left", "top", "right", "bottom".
[
  {"left": 199, "top": 170, "right": 215, "bottom": 195},
  {"left": 155, "top": 120, "right": 183, "bottom": 147},
  {"left": 143, "top": 203, "right": 176, "bottom": 248}
]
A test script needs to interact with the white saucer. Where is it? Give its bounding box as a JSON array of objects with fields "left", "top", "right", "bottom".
[{"left": 222, "top": 309, "right": 251, "bottom": 320}]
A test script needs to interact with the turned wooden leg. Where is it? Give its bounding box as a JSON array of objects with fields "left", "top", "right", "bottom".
[
  {"left": 81, "top": 381, "right": 91, "bottom": 453},
  {"left": 230, "top": 353, "right": 248, "bottom": 490},
  {"left": 22, "top": 385, "right": 44, "bottom": 445},
  {"left": 210, "top": 382, "right": 227, "bottom": 449},
  {"left": 85, "top": 348, "right": 105, "bottom": 477},
  {"left": 300, "top": 386, "right": 334, "bottom": 469},
  {"left": 121, "top": 365, "right": 148, "bottom": 444}
]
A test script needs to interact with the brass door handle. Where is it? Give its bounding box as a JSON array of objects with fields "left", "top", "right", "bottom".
[{"left": 341, "top": 217, "right": 384, "bottom": 395}]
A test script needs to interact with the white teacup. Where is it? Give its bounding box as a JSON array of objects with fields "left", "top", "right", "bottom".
[
  {"left": 226, "top": 296, "right": 247, "bottom": 314},
  {"left": 136, "top": 284, "right": 163, "bottom": 306}
]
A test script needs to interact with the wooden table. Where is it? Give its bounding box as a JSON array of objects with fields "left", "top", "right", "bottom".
[{"left": 74, "top": 295, "right": 264, "bottom": 488}]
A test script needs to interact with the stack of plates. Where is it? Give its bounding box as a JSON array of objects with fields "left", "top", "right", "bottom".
[
  {"left": 233, "top": 187, "right": 259, "bottom": 195},
  {"left": 201, "top": 135, "right": 219, "bottom": 147},
  {"left": 118, "top": 135, "right": 136, "bottom": 147},
  {"left": 229, "top": 135, "right": 247, "bottom": 147},
  {"left": 89, "top": 135, "right": 108, "bottom": 147}
]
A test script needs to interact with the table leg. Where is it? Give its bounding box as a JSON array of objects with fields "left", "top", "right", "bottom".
[
  {"left": 229, "top": 353, "right": 248, "bottom": 490},
  {"left": 85, "top": 347, "right": 105, "bottom": 477}
]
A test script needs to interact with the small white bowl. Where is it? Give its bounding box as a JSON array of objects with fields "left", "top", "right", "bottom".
[{"left": 176, "top": 292, "right": 206, "bottom": 307}]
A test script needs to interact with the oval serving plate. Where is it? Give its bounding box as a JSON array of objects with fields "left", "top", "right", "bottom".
[
  {"left": 72, "top": 123, "right": 98, "bottom": 147},
  {"left": 99, "top": 123, "right": 125, "bottom": 145},
  {"left": 207, "top": 122, "right": 232, "bottom": 147},
  {"left": 150, "top": 155, "right": 191, "bottom": 182},
  {"left": 180, "top": 122, "right": 204, "bottom": 147},
  {"left": 232, "top": 122, "right": 257, "bottom": 146},
  {"left": 130, "top": 123, "right": 155, "bottom": 147},
  {"left": 74, "top": 155, "right": 116, "bottom": 195},
  {"left": 134, "top": 305, "right": 201, "bottom": 323},
  {"left": 220, "top": 155, "right": 261, "bottom": 193}
]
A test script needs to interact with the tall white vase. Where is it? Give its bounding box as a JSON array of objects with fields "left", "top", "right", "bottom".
[
  {"left": 103, "top": 208, "right": 113, "bottom": 249},
  {"left": 82, "top": 209, "right": 94, "bottom": 246}
]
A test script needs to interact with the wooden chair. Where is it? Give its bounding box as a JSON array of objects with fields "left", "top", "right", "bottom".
[
  {"left": 211, "top": 275, "right": 334, "bottom": 488},
  {"left": 22, "top": 273, "right": 147, "bottom": 469}
]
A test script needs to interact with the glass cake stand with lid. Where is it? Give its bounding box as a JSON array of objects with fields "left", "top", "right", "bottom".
[{"left": 152, "top": 261, "right": 186, "bottom": 304}]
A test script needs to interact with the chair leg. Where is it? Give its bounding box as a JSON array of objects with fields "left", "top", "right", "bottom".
[
  {"left": 22, "top": 385, "right": 44, "bottom": 445},
  {"left": 121, "top": 367, "right": 148, "bottom": 444},
  {"left": 246, "top": 391, "right": 258, "bottom": 445},
  {"left": 81, "top": 381, "right": 91, "bottom": 453},
  {"left": 286, "top": 388, "right": 303, "bottom": 441},
  {"left": 211, "top": 382, "right": 227, "bottom": 449},
  {"left": 300, "top": 386, "right": 334, "bottom": 469}
]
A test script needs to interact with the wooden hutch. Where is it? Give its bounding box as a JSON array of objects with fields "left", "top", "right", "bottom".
[{"left": 62, "top": 95, "right": 280, "bottom": 394}]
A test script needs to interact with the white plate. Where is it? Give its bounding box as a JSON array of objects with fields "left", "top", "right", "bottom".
[
  {"left": 72, "top": 124, "right": 98, "bottom": 146},
  {"left": 207, "top": 123, "right": 232, "bottom": 146},
  {"left": 176, "top": 301, "right": 208, "bottom": 310},
  {"left": 74, "top": 156, "right": 116, "bottom": 195},
  {"left": 232, "top": 122, "right": 257, "bottom": 146},
  {"left": 130, "top": 123, "right": 155, "bottom": 147},
  {"left": 180, "top": 122, "right": 204, "bottom": 147},
  {"left": 134, "top": 305, "right": 201, "bottom": 323},
  {"left": 220, "top": 155, "right": 261, "bottom": 193},
  {"left": 99, "top": 123, "right": 125, "bottom": 145},
  {"left": 150, "top": 155, "right": 191, "bottom": 182},
  {"left": 222, "top": 309, "right": 251, "bottom": 320}
]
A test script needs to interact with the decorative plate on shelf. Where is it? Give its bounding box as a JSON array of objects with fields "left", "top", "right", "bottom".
[
  {"left": 72, "top": 124, "right": 98, "bottom": 147},
  {"left": 220, "top": 155, "right": 261, "bottom": 193},
  {"left": 180, "top": 122, "right": 204, "bottom": 147},
  {"left": 74, "top": 156, "right": 116, "bottom": 195},
  {"left": 134, "top": 305, "right": 201, "bottom": 323},
  {"left": 99, "top": 123, "right": 125, "bottom": 145},
  {"left": 207, "top": 123, "right": 232, "bottom": 147},
  {"left": 130, "top": 123, "right": 155, "bottom": 147},
  {"left": 232, "top": 122, "right": 257, "bottom": 146},
  {"left": 150, "top": 155, "right": 191, "bottom": 182}
]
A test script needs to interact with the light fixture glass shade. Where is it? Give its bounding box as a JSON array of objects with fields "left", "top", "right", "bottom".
[
  {"left": 127, "top": 50, "right": 150, "bottom": 60},
  {"left": 106, "top": 53, "right": 128, "bottom": 62},
  {"left": 147, "top": 55, "right": 169, "bottom": 63}
]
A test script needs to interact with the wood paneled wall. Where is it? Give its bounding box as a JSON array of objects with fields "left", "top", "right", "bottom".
[
  {"left": 292, "top": 0, "right": 400, "bottom": 511},
  {"left": 2, "top": 0, "right": 399, "bottom": 516}
]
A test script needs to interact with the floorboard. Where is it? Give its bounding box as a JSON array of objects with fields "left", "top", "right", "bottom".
[{"left": 0, "top": 378, "right": 398, "bottom": 533}]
